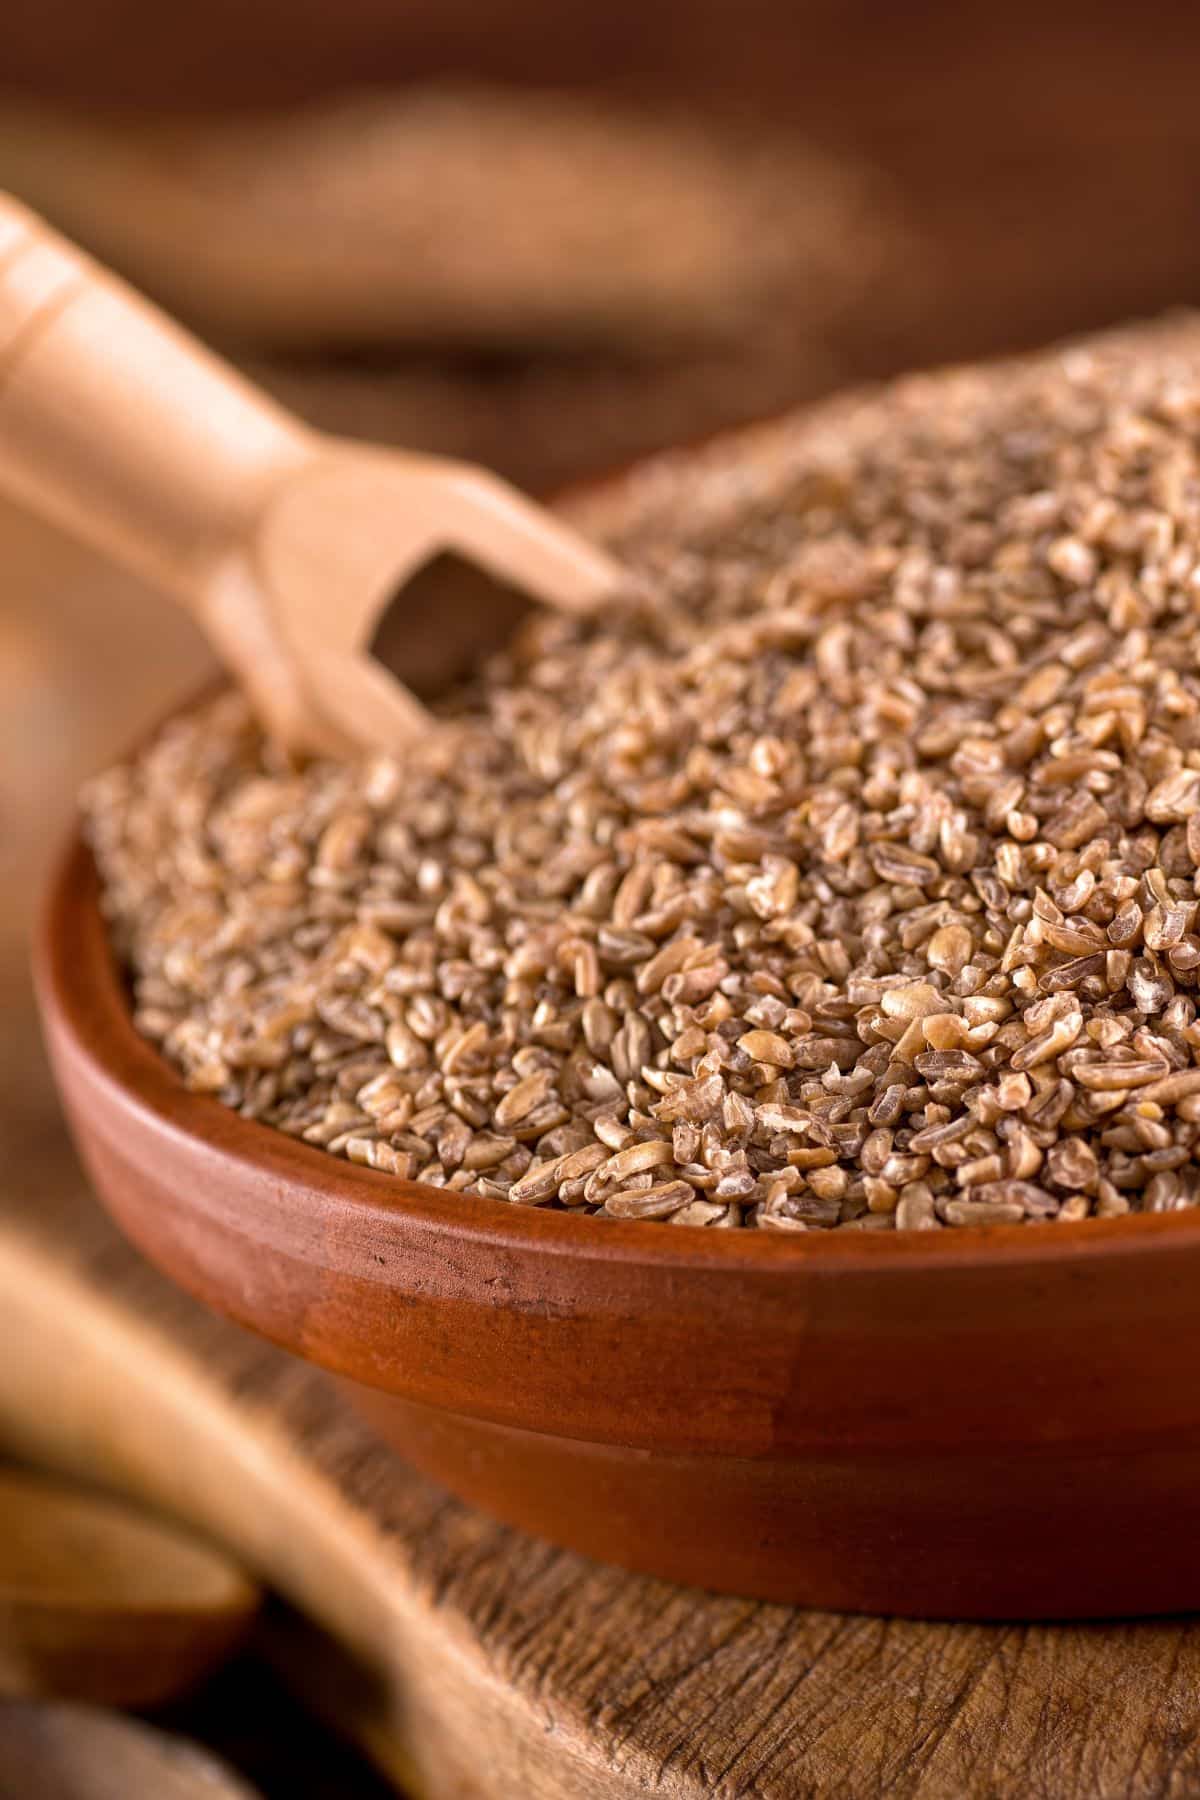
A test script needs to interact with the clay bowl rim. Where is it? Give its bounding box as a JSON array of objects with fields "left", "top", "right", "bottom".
[{"left": 39, "top": 811, "right": 1200, "bottom": 1284}]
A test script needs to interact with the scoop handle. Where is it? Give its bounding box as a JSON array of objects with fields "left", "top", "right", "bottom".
[{"left": 0, "top": 194, "right": 311, "bottom": 605}]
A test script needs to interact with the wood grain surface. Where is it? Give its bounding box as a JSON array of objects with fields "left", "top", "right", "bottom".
[{"left": 5, "top": 463, "right": 1200, "bottom": 1800}]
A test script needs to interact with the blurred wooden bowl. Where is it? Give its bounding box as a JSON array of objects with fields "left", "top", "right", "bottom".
[
  {"left": 0, "top": 1468, "right": 258, "bottom": 1708},
  {"left": 34, "top": 814, "right": 1200, "bottom": 1620},
  {"left": 0, "top": 1700, "right": 261, "bottom": 1799}
]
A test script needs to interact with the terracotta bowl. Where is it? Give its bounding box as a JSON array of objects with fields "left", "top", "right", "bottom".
[{"left": 33, "top": 825, "right": 1200, "bottom": 1621}]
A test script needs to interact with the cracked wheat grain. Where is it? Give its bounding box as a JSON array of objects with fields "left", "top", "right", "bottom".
[{"left": 84, "top": 319, "right": 1200, "bottom": 1229}]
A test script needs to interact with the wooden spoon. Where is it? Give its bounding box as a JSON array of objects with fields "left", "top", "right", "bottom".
[
  {"left": 0, "top": 193, "right": 623, "bottom": 759},
  {"left": 0, "top": 1468, "right": 258, "bottom": 1709},
  {"left": 0, "top": 1701, "right": 261, "bottom": 1800}
]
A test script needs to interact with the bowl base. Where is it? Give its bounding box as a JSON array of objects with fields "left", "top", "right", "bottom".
[{"left": 343, "top": 1378, "right": 1200, "bottom": 1620}]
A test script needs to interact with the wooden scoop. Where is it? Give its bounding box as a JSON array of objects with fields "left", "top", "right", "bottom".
[
  {"left": 0, "top": 1467, "right": 258, "bottom": 1710},
  {"left": 0, "top": 193, "right": 623, "bottom": 759}
]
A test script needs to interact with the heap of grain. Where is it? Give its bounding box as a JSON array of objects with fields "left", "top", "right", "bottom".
[{"left": 86, "top": 320, "right": 1200, "bottom": 1229}]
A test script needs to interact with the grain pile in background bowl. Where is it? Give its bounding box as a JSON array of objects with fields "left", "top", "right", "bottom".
[{"left": 85, "top": 319, "right": 1200, "bottom": 1231}]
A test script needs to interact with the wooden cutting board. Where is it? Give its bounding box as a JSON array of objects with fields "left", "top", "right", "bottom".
[{"left": 5, "top": 461, "right": 1200, "bottom": 1800}]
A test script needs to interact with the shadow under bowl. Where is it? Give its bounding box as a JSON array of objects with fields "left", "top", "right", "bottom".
[{"left": 35, "top": 832, "right": 1200, "bottom": 1620}]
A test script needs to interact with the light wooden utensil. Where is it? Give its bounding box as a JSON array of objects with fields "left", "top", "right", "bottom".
[
  {"left": 0, "top": 193, "right": 623, "bottom": 758},
  {"left": 0, "top": 1467, "right": 258, "bottom": 1710},
  {"left": 0, "top": 1701, "right": 262, "bottom": 1800}
]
